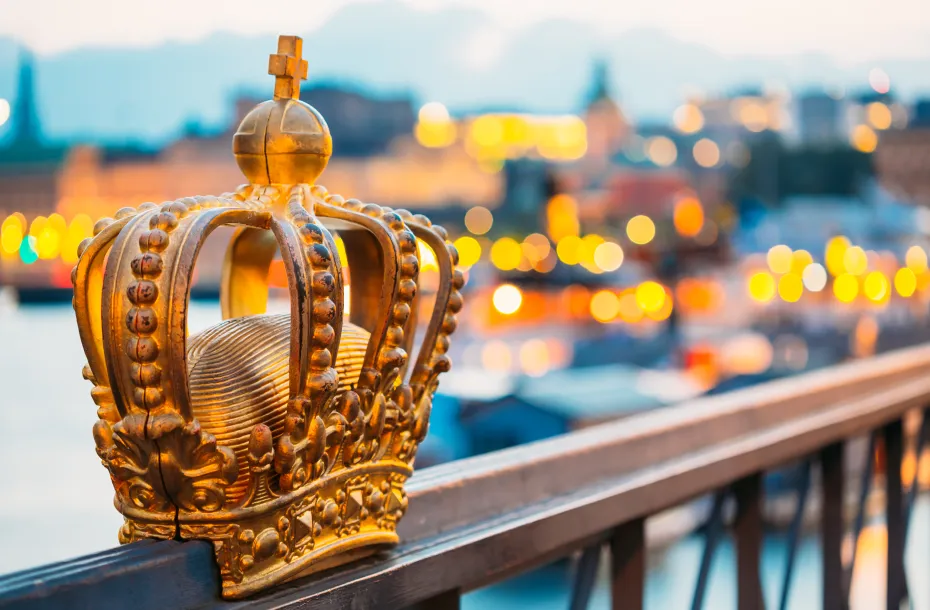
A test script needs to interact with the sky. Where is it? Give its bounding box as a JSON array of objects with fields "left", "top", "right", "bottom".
[{"left": 1, "top": 0, "right": 929, "bottom": 61}]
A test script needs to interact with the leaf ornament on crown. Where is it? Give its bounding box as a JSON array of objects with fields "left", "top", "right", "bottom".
[{"left": 71, "top": 35, "right": 464, "bottom": 599}]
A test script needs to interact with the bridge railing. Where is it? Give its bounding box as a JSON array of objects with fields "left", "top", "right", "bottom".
[{"left": 4, "top": 343, "right": 930, "bottom": 610}]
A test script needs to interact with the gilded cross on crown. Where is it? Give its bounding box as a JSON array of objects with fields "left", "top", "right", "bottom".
[{"left": 268, "top": 35, "right": 308, "bottom": 100}]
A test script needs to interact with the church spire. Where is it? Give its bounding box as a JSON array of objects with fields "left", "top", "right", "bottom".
[
  {"left": 13, "top": 46, "right": 40, "bottom": 144},
  {"left": 587, "top": 58, "right": 613, "bottom": 107}
]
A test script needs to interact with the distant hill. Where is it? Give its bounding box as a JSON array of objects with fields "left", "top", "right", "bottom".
[{"left": 1, "top": 0, "right": 929, "bottom": 145}]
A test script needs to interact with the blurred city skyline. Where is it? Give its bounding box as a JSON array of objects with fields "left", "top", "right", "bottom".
[
  {"left": 3, "top": 0, "right": 929, "bottom": 60},
  {"left": 1, "top": 0, "right": 930, "bottom": 143}
]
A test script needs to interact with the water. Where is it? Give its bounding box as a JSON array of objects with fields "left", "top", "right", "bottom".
[{"left": 0, "top": 303, "right": 927, "bottom": 609}]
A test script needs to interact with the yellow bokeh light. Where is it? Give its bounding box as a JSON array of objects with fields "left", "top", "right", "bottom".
[
  {"left": 576, "top": 234, "right": 604, "bottom": 271},
  {"left": 851, "top": 125, "right": 877, "bottom": 153},
  {"left": 470, "top": 115, "right": 503, "bottom": 147},
  {"left": 635, "top": 281, "right": 666, "bottom": 313},
  {"left": 825, "top": 236, "right": 850, "bottom": 276},
  {"left": 29, "top": 215, "right": 47, "bottom": 238},
  {"left": 415, "top": 122, "right": 456, "bottom": 148},
  {"left": 673, "top": 197, "right": 704, "bottom": 238},
  {"left": 492, "top": 284, "right": 523, "bottom": 315},
  {"left": 464, "top": 206, "right": 493, "bottom": 235},
  {"left": 61, "top": 213, "right": 95, "bottom": 264},
  {"left": 843, "top": 246, "right": 868, "bottom": 275},
  {"left": 646, "top": 289, "right": 674, "bottom": 321},
  {"left": 556, "top": 235, "right": 583, "bottom": 265},
  {"left": 546, "top": 194, "right": 580, "bottom": 242},
  {"left": 834, "top": 274, "right": 859, "bottom": 303},
  {"left": 1, "top": 216, "right": 24, "bottom": 255},
  {"left": 618, "top": 290, "right": 643, "bottom": 323},
  {"left": 590, "top": 290, "right": 620, "bottom": 323},
  {"left": 645, "top": 136, "right": 677, "bottom": 167},
  {"left": 415, "top": 102, "right": 456, "bottom": 148},
  {"left": 905, "top": 245, "right": 928, "bottom": 273},
  {"left": 867, "top": 102, "right": 892, "bottom": 130},
  {"left": 895, "top": 268, "right": 917, "bottom": 297},
  {"left": 790, "top": 249, "right": 813, "bottom": 275},
  {"left": 692, "top": 139, "right": 720, "bottom": 168},
  {"left": 863, "top": 271, "right": 889, "bottom": 302},
  {"left": 626, "top": 215, "right": 656, "bottom": 245},
  {"left": 778, "top": 273, "right": 804, "bottom": 303},
  {"left": 35, "top": 227, "right": 61, "bottom": 260},
  {"left": 802, "top": 263, "right": 828, "bottom": 292},
  {"left": 748, "top": 271, "right": 776, "bottom": 303},
  {"left": 673, "top": 104, "right": 705, "bottom": 134},
  {"left": 490, "top": 237, "right": 522, "bottom": 271},
  {"left": 593, "top": 241, "right": 624, "bottom": 272},
  {"left": 453, "top": 236, "right": 482, "bottom": 268},
  {"left": 766, "top": 244, "right": 793, "bottom": 274}
]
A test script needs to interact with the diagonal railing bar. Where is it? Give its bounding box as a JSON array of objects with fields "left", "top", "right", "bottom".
[
  {"left": 691, "top": 490, "right": 727, "bottom": 610},
  {"left": 568, "top": 544, "right": 603, "bottom": 610},
  {"left": 778, "top": 459, "right": 812, "bottom": 610}
]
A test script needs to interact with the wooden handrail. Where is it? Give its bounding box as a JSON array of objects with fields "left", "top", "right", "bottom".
[{"left": 4, "top": 343, "right": 930, "bottom": 609}]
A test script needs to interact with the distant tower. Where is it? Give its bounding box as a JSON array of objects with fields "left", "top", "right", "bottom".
[
  {"left": 13, "top": 47, "right": 40, "bottom": 144},
  {"left": 583, "top": 58, "right": 629, "bottom": 161}
]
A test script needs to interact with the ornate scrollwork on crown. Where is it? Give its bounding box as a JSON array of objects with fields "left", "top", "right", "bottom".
[
  {"left": 308, "top": 185, "right": 427, "bottom": 467},
  {"left": 73, "top": 189, "right": 266, "bottom": 515}
]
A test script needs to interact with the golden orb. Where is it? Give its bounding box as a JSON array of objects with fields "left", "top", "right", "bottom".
[{"left": 233, "top": 99, "right": 332, "bottom": 185}]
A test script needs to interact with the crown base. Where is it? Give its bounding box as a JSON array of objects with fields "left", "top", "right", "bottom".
[{"left": 118, "top": 460, "right": 411, "bottom": 599}]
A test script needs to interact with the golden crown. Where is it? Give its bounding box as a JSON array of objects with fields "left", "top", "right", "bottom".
[{"left": 72, "top": 35, "right": 464, "bottom": 599}]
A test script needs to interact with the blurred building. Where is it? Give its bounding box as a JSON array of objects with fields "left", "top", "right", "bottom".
[
  {"left": 582, "top": 60, "right": 630, "bottom": 164},
  {"left": 797, "top": 92, "right": 843, "bottom": 147},
  {"left": 0, "top": 50, "right": 67, "bottom": 218},
  {"left": 875, "top": 102, "right": 930, "bottom": 206}
]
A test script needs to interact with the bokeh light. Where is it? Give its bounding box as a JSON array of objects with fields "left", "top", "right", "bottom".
[
  {"left": 778, "top": 273, "right": 803, "bottom": 303},
  {"left": 490, "top": 237, "right": 522, "bottom": 271},
  {"left": 863, "top": 271, "right": 889, "bottom": 303},
  {"left": 851, "top": 125, "right": 877, "bottom": 153},
  {"left": 415, "top": 102, "right": 456, "bottom": 148},
  {"left": 590, "top": 290, "right": 620, "bottom": 323},
  {"left": 492, "top": 284, "right": 523, "bottom": 315},
  {"left": 825, "top": 236, "right": 850, "bottom": 276},
  {"left": 626, "top": 215, "right": 655, "bottom": 245},
  {"left": 834, "top": 274, "right": 859, "bottom": 303},
  {"left": 843, "top": 246, "right": 868, "bottom": 275},
  {"left": 692, "top": 139, "right": 720, "bottom": 168},
  {"left": 673, "top": 104, "right": 704, "bottom": 134},
  {"left": 593, "top": 241, "right": 624, "bottom": 272},
  {"left": 556, "top": 235, "right": 583, "bottom": 265},
  {"left": 645, "top": 136, "right": 677, "bottom": 167},
  {"left": 802, "top": 263, "right": 828, "bottom": 292},
  {"left": 635, "top": 281, "right": 666, "bottom": 313},
  {"left": 453, "top": 236, "right": 481, "bottom": 268},
  {"left": 905, "top": 245, "right": 928, "bottom": 273},
  {"left": 464, "top": 206, "right": 493, "bottom": 235},
  {"left": 766, "top": 245, "right": 793, "bottom": 274},
  {"left": 673, "top": 197, "right": 704, "bottom": 238},
  {"left": 895, "top": 268, "right": 917, "bottom": 297},
  {"left": 748, "top": 272, "right": 776, "bottom": 303},
  {"left": 867, "top": 103, "right": 892, "bottom": 130},
  {"left": 869, "top": 68, "right": 890, "bottom": 94}
]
